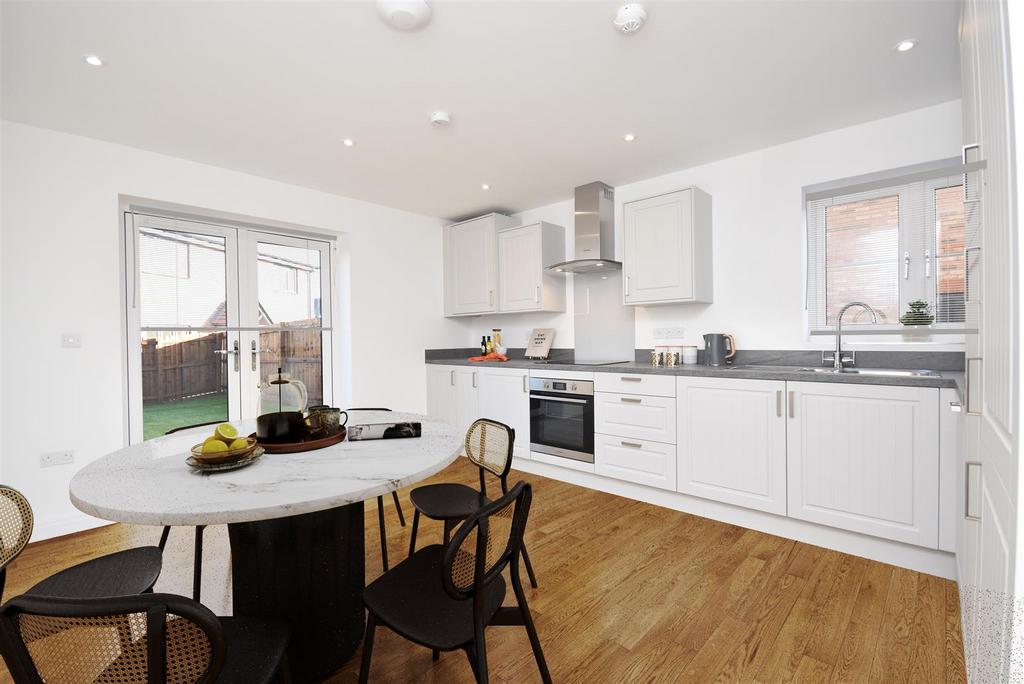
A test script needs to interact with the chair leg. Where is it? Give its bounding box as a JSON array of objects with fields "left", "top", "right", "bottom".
[
  {"left": 443, "top": 519, "right": 453, "bottom": 545},
  {"left": 408, "top": 510, "right": 420, "bottom": 557},
  {"left": 511, "top": 562, "right": 551, "bottom": 684},
  {"left": 275, "top": 655, "right": 293, "bottom": 684},
  {"left": 193, "top": 525, "right": 205, "bottom": 602},
  {"left": 158, "top": 526, "right": 171, "bottom": 550},
  {"left": 377, "top": 496, "right": 389, "bottom": 572},
  {"left": 432, "top": 649, "right": 440, "bottom": 661},
  {"left": 473, "top": 625, "right": 489, "bottom": 684},
  {"left": 391, "top": 490, "right": 407, "bottom": 527},
  {"left": 464, "top": 644, "right": 482, "bottom": 683},
  {"left": 358, "top": 614, "right": 377, "bottom": 684},
  {"left": 521, "top": 543, "right": 539, "bottom": 589}
]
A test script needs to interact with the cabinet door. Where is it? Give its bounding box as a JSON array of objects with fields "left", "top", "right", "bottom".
[
  {"left": 787, "top": 382, "right": 939, "bottom": 547},
  {"left": 595, "top": 434, "right": 675, "bottom": 491},
  {"left": 676, "top": 377, "right": 787, "bottom": 514},
  {"left": 478, "top": 368, "right": 531, "bottom": 461},
  {"left": 594, "top": 392, "right": 676, "bottom": 444},
  {"left": 623, "top": 189, "right": 693, "bottom": 304},
  {"left": 425, "top": 365, "right": 457, "bottom": 426},
  {"left": 454, "top": 368, "right": 480, "bottom": 435},
  {"left": 445, "top": 217, "right": 496, "bottom": 315},
  {"left": 497, "top": 225, "right": 541, "bottom": 312}
]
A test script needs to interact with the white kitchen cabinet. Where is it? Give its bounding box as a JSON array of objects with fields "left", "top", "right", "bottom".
[
  {"left": 497, "top": 222, "right": 566, "bottom": 313},
  {"left": 425, "top": 364, "right": 457, "bottom": 426},
  {"left": 595, "top": 392, "right": 676, "bottom": 444},
  {"left": 443, "top": 213, "right": 519, "bottom": 316},
  {"left": 594, "top": 372, "right": 675, "bottom": 398},
  {"left": 676, "top": 377, "right": 787, "bottom": 515},
  {"left": 622, "top": 187, "right": 712, "bottom": 305},
  {"left": 786, "top": 381, "right": 939, "bottom": 548},
  {"left": 477, "top": 367, "right": 531, "bottom": 461},
  {"left": 595, "top": 434, "right": 676, "bottom": 491},
  {"left": 453, "top": 368, "right": 481, "bottom": 435}
]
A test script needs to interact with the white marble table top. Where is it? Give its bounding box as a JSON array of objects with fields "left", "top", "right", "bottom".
[{"left": 70, "top": 411, "right": 462, "bottom": 527}]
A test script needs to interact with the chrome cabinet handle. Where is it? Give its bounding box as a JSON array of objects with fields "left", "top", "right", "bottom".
[
  {"left": 965, "top": 357, "right": 981, "bottom": 415},
  {"left": 488, "top": 290, "right": 494, "bottom": 307},
  {"left": 530, "top": 394, "right": 586, "bottom": 404},
  {"left": 620, "top": 397, "right": 642, "bottom": 404},
  {"left": 620, "top": 441, "right": 643, "bottom": 449},
  {"left": 621, "top": 376, "right": 642, "bottom": 382},
  {"left": 965, "top": 461, "right": 982, "bottom": 521},
  {"left": 625, "top": 275, "right": 631, "bottom": 297},
  {"left": 950, "top": 402, "right": 962, "bottom": 413},
  {"left": 776, "top": 390, "right": 782, "bottom": 417},
  {"left": 535, "top": 285, "right": 540, "bottom": 303},
  {"left": 523, "top": 375, "right": 528, "bottom": 393},
  {"left": 788, "top": 391, "right": 795, "bottom": 418},
  {"left": 903, "top": 251, "right": 911, "bottom": 280},
  {"left": 472, "top": 371, "right": 477, "bottom": 388},
  {"left": 450, "top": 370, "right": 455, "bottom": 386}
]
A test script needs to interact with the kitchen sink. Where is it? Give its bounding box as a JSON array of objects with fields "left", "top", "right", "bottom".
[{"left": 797, "top": 367, "right": 942, "bottom": 378}]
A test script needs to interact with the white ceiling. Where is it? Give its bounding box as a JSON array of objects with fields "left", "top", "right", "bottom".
[{"left": 2, "top": 1, "right": 961, "bottom": 220}]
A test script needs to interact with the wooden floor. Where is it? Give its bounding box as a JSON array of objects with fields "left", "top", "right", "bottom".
[{"left": 2, "top": 459, "right": 966, "bottom": 683}]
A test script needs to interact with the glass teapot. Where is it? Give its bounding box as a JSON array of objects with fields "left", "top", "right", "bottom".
[{"left": 259, "top": 368, "right": 308, "bottom": 415}]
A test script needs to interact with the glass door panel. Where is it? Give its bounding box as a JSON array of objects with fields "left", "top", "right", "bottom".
[{"left": 131, "top": 215, "right": 241, "bottom": 440}]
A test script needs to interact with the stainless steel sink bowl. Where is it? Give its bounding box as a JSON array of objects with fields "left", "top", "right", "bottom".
[{"left": 797, "top": 367, "right": 942, "bottom": 378}]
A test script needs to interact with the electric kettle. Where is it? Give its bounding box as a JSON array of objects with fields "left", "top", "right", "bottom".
[{"left": 703, "top": 333, "right": 737, "bottom": 366}]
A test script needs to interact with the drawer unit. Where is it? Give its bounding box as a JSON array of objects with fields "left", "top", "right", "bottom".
[
  {"left": 595, "top": 392, "right": 676, "bottom": 444},
  {"left": 595, "top": 434, "right": 676, "bottom": 491},
  {"left": 594, "top": 372, "right": 675, "bottom": 397}
]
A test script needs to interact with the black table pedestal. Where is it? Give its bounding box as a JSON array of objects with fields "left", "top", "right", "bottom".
[{"left": 228, "top": 503, "right": 365, "bottom": 683}]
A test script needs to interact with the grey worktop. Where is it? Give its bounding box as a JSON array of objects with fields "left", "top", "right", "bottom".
[{"left": 425, "top": 349, "right": 964, "bottom": 397}]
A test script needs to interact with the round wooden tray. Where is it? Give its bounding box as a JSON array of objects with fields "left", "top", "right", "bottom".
[{"left": 249, "top": 427, "right": 346, "bottom": 453}]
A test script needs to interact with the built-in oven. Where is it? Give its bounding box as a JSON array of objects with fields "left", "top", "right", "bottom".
[{"left": 529, "top": 377, "right": 595, "bottom": 463}]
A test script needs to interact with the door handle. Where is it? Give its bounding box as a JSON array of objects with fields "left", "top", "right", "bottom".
[
  {"left": 250, "top": 339, "right": 271, "bottom": 372},
  {"left": 213, "top": 340, "right": 240, "bottom": 372},
  {"left": 788, "top": 391, "right": 795, "bottom": 418},
  {"left": 965, "top": 357, "right": 981, "bottom": 415},
  {"left": 776, "top": 390, "right": 782, "bottom": 417},
  {"left": 965, "top": 461, "right": 981, "bottom": 521},
  {"left": 903, "top": 251, "right": 911, "bottom": 280}
]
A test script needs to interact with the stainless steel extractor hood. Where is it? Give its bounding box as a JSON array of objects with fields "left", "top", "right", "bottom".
[{"left": 547, "top": 181, "right": 620, "bottom": 274}]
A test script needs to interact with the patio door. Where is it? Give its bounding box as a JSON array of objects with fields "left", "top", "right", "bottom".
[{"left": 125, "top": 212, "right": 334, "bottom": 442}]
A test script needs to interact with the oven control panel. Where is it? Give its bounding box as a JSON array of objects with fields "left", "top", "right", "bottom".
[{"left": 529, "top": 378, "right": 594, "bottom": 396}]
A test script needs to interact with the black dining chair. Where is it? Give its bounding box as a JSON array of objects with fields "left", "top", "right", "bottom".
[
  {"left": 0, "top": 486, "right": 162, "bottom": 601},
  {"left": 407, "top": 419, "right": 538, "bottom": 588},
  {"left": 347, "top": 408, "right": 407, "bottom": 572},
  {"left": 359, "top": 481, "right": 550, "bottom": 684},
  {"left": 162, "top": 420, "right": 224, "bottom": 602},
  {"left": 0, "top": 592, "right": 292, "bottom": 684}
]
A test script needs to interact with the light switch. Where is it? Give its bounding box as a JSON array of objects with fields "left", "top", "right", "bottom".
[{"left": 61, "top": 333, "right": 82, "bottom": 348}]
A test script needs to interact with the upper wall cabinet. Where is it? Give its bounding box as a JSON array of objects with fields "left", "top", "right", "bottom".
[
  {"left": 443, "top": 213, "right": 519, "bottom": 316},
  {"left": 497, "top": 222, "right": 566, "bottom": 313},
  {"left": 622, "top": 187, "right": 712, "bottom": 305}
]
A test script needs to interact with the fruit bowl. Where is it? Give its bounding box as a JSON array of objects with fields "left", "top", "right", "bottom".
[{"left": 190, "top": 437, "right": 258, "bottom": 465}]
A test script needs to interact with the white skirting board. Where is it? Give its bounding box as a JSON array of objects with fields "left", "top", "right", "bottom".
[
  {"left": 31, "top": 512, "right": 113, "bottom": 543},
  {"left": 513, "top": 455, "right": 957, "bottom": 580}
]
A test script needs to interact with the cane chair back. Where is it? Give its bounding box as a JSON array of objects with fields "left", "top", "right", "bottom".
[
  {"left": 0, "top": 594, "right": 225, "bottom": 684},
  {"left": 443, "top": 482, "right": 531, "bottom": 598},
  {"left": 463, "top": 419, "right": 515, "bottom": 480},
  {"left": 0, "top": 487, "right": 33, "bottom": 571}
]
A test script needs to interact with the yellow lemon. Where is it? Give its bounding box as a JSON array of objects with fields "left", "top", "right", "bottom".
[
  {"left": 215, "top": 423, "right": 238, "bottom": 443},
  {"left": 202, "top": 440, "right": 229, "bottom": 455},
  {"left": 228, "top": 437, "right": 250, "bottom": 451}
]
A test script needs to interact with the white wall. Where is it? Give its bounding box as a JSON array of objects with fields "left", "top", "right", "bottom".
[
  {"left": 449, "top": 100, "right": 964, "bottom": 352},
  {"left": 1, "top": 121, "right": 452, "bottom": 538}
]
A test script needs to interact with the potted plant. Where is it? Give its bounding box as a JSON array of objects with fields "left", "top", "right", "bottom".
[{"left": 899, "top": 299, "right": 935, "bottom": 326}]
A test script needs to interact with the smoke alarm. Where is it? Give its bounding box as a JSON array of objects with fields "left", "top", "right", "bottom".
[
  {"left": 613, "top": 3, "right": 647, "bottom": 33},
  {"left": 376, "top": 1, "right": 432, "bottom": 31},
  {"left": 430, "top": 111, "right": 451, "bottom": 127}
]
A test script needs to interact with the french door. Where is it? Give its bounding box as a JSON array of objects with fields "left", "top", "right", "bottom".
[{"left": 124, "top": 212, "right": 334, "bottom": 442}]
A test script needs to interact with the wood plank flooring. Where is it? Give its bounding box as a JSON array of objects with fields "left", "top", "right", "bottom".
[{"left": 0, "top": 459, "right": 966, "bottom": 683}]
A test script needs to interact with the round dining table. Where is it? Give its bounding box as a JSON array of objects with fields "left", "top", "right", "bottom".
[{"left": 70, "top": 411, "right": 462, "bottom": 682}]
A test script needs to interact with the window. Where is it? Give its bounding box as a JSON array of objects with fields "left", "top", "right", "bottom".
[{"left": 806, "top": 169, "right": 967, "bottom": 332}]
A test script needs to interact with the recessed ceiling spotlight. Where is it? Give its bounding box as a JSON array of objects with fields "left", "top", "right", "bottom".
[
  {"left": 83, "top": 54, "right": 104, "bottom": 67},
  {"left": 895, "top": 39, "right": 917, "bottom": 52},
  {"left": 431, "top": 111, "right": 451, "bottom": 127},
  {"left": 614, "top": 3, "right": 647, "bottom": 33},
  {"left": 376, "top": 0, "right": 432, "bottom": 31},
  {"left": 342, "top": 138, "right": 355, "bottom": 147},
  {"left": 481, "top": 184, "right": 490, "bottom": 190},
  {"left": 623, "top": 133, "right": 636, "bottom": 142}
]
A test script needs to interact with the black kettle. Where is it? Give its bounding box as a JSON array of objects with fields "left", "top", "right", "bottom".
[{"left": 703, "top": 333, "right": 737, "bottom": 366}]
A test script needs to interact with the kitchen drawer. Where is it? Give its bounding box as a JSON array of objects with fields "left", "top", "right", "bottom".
[
  {"left": 595, "top": 434, "right": 676, "bottom": 491},
  {"left": 594, "top": 372, "right": 675, "bottom": 397},
  {"left": 594, "top": 392, "right": 676, "bottom": 444}
]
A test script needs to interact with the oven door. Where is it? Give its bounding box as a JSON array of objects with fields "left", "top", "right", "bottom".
[{"left": 529, "top": 390, "right": 595, "bottom": 463}]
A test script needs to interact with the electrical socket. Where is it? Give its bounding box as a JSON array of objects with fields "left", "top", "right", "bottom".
[
  {"left": 40, "top": 451, "right": 74, "bottom": 468},
  {"left": 653, "top": 327, "right": 686, "bottom": 340}
]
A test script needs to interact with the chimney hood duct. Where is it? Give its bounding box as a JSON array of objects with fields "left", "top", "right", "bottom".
[{"left": 548, "top": 181, "right": 620, "bottom": 274}]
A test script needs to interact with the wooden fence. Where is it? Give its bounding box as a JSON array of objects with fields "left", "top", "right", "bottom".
[{"left": 142, "top": 325, "right": 323, "bottom": 406}]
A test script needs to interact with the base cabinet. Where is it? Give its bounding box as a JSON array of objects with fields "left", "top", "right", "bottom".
[
  {"left": 676, "top": 377, "right": 787, "bottom": 515},
  {"left": 786, "top": 381, "right": 939, "bottom": 548},
  {"left": 425, "top": 365, "right": 457, "bottom": 426},
  {"left": 477, "top": 367, "right": 531, "bottom": 461},
  {"left": 595, "top": 434, "right": 675, "bottom": 490}
]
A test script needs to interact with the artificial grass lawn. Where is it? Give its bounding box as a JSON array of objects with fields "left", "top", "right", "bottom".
[{"left": 143, "top": 393, "right": 228, "bottom": 440}]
